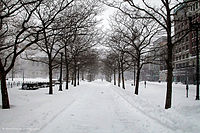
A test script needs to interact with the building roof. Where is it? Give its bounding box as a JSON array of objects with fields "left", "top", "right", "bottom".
[
  {"left": 173, "top": 0, "right": 193, "bottom": 14},
  {"left": 174, "top": 3, "right": 185, "bottom": 14}
]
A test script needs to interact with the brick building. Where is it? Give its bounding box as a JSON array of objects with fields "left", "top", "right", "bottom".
[{"left": 173, "top": 0, "right": 200, "bottom": 84}]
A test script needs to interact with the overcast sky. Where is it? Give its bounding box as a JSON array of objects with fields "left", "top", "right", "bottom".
[{"left": 99, "top": 0, "right": 163, "bottom": 30}]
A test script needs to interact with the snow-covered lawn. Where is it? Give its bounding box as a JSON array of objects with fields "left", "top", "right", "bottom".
[{"left": 0, "top": 80, "right": 199, "bottom": 133}]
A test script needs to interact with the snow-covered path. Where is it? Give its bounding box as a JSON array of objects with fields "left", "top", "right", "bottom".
[
  {"left": 1, "top": 80, "right": 200, "bottom": 133},
  {"left": 36, "top": 81, "right": 173, "bottom": 133}
]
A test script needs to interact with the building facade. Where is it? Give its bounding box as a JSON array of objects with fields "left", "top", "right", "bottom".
[
  {"left": 8, "top": 57, "right": 49, "bottom": 79},
  {"left": 173, "top": 1, "right": 200, "bottom": 84},
  {"left": 153, "top": 36, "right": 168, "bottom": 81}
]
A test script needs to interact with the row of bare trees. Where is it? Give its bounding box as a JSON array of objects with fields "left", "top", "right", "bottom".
[
  {"left": 0, "top": 0, "right": 102, "bottom": 109},
  {"left": 102, "top": 0, "right": 196, "bottom": 109},
  {"left": 103, "top": 9, "right": 158, "bottom": 93}
]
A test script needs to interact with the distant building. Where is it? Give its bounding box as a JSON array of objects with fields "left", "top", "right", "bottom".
[
  {"left": 173, "top": 1, "right": 200, "bottom": 84},
  {"left": 8, "top": 57, "right": 49, "bottom": 79},
  {"left": 140, "top": 63, "right": 160, "bottom": 81},
  {"left": 139, "top": 37, "right": 167, "bottom": 82},
  {"left": 153, "top": 36, "right": 168, "bottom": 81}
]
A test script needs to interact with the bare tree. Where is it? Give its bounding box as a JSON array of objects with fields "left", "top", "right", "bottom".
[
  {"left": 102, "top": 52, "right": 118, "bottom": 84},
  {"left": 106, "top": 32, "right": 131, "bottom": 89},
  {"left": 30, "top": 0, "right": 74, "bottom": 94},
  {"left": 102, "top": 0, "right": 195, "bottom": 109},
  {"left": 52, "top": 0, "right": 102, "bottom": 88},
  {"left": 120, "top": 15, "right": 158, "bottom": 94},
  {"left": 0, "top": 0, "right": 43, "bottom": 109},
  {"left": 107, "top": 10, "right": 157, "bottom": 91},
  {"left": 80, "top": 49, "right": 99, "bottom": 82}
]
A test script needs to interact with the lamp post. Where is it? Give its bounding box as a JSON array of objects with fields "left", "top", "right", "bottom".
[
  {"left": 187, "top": 11, "right": 200, "bottom": 100},
  {"left": 59, "top": 52, "right": 63, "bottom": 91}
]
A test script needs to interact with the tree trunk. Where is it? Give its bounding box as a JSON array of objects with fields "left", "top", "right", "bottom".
[
  {"left": 118, "top": 61, "right": 121, "bottom": 87},
  {"left": 59, "top": 53, "right": 63, "bottom": 91},
  {"left": 135, "top": 60, "right": 141, "bottom": 95},
  {"left": 89, "top": 73, "right": 92, "bottom": 82},
  {"left": 77, "top": 66, "right": 80, "bottom": 85},
  {"left": 0, "top": 59, "right": 10, "bottom": 109},
  {"left": 11, "top": 68, "right": 14, "bottom": 81},
  {"left": 64, "top": 46, "right": 69, "bottom": 90},
  {"left": 133, "top": 63, "right": 136, "bottom": 86},
  {"left": 165, "top": 41, "right": 173, "bottom": 109},
  {"left": 114, "top": 69, "right": 116, "bottom": 85},
  {"left": 0, "top": 4, "right": 9, "bottom": 109},
  {"left": 48, "top": 61, "right": 53, "bottom": 94},
  {"left": 65, "top": 62, "right": 69, "bottom": 90},
  {"left": 81, "top": 71, "right": 84, "bottom": 80},
  {"left": 74, "top": 65, "right": 76, "bottom": 87},
  {"left": 65, "top": 52, "right": 69, "bottom": 90},
  {"left": 165, "top": 5, "right": 173, "bottom": 109},
  {"left": 195, "top": 28, "right": 199, "bottom": 100},
  {"left": 71, "top": 73, "right": 74, "bottom": 85},
  {"left": 0, "top": 74, "right": 10, "bottom": 109},
  {"left": 165, "top": 64, "right": 173, "bottom": 109},
  {"left": 121, "top": 61, "right": 125, "bottom": 89}
]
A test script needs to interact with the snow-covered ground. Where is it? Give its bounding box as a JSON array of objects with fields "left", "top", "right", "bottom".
[{"left": 0, "top": 79, "right": 199, "bottom": 133}]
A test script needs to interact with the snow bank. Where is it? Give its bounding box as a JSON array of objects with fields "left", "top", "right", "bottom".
[{"left": 110, "top": 81, "right": 200, "bottom": 133}]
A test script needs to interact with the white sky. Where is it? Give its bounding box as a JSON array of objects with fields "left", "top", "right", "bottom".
[{"left": 99, "top": 0, "right": 163, "bottom": 30}]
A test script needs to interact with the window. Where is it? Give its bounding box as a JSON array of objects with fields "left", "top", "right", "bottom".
[
  {"left": 185, "top": 21, "right": 188, "bottom": 25},
  {"left": 186, "top": 53, "right": 189, "bottom": 58},
  {"left": 183, "top": 63, "right": 185, "bottom": 68},
  {"left": 179, "top": 48, "right": 181, "bottom": 52},
  {"left": 196, "top": 2, "right": 199, "bottom": 10},
  {"left": 182, "top": 55, "right": 185, "bottom": 59},
  {"left": 193, "top": 61, "right": 195, "bottom": 66},
  {"left": 176, "top": 64, "right": 179, "bottom": 69},
  {"left": 176, "top": 49, "right": 178, "bottom": 53},
  {"left": 192, "top": 42, "right": 195, "bottom": 47},
  {"left": 186, "top": 36, "right": 188, "bottom": 42},
  {"left": 186, "top": 62, "right": 189, "bottom": 66},
  {"left": 192, "top": 33, "right": 195, "bottom": 38},
  {"left": 193, "top": 4, "right": 195, "bottom": 11},
  {"left": 186, "top": 45, "right": 189, "bottom": 50},
  {"left": 182, "top": 46, "right": 185, "bottom": 51},
  {"left": 177, "top": 33, "right": 180, "bottom": 38}
]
